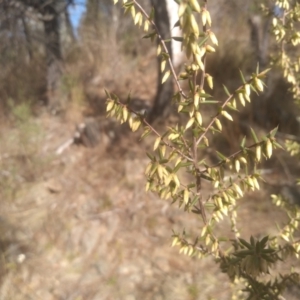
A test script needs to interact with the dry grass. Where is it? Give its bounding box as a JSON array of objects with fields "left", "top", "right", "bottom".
[
  {"left": 0, "top": 115, "right": 229, "bottom": 299},
  {"left": 1, "top": 105, "right": 300, "bottom": 299}
]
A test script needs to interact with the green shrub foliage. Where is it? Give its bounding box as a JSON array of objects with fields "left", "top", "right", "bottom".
[{"left": 107, "top": 0, "right": 300, "bottom": 298}]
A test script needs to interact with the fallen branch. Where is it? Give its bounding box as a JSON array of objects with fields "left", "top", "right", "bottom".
[{"left": 55, "top": 137, "right": 75, "bottom": 155}]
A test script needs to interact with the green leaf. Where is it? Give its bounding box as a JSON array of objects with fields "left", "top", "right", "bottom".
[
  {"left": 269, "top": 126, "right": 278, "bottom": 138},
  {"left": 216, "top": 151, "right": 227, "bottom": 161},
  {"left": 149, "top": 7, "right": 155, "bottom": 21},
  {"left": 255, "top": 240, "right": 261, "bottom": 253},
  {"left": 256, "top": 63, "right": 260, "bottom": 74},
  {"left": 179, "top": 162, "right": 193, "bottom": 168},
  {"left": 200, "top": 173, "right": 214, "bottom": 181},
  {"left": 146, "top": 152, "right": 155, "bottom": 161},
  {"left": 162, "top": 70, "right": 171, "bottom": 84},
  {"left": 239, "top": 69, "right": 246, "bottom": 84},
  {"left": 250, "top": 83, "right": 258, "bottom": 95},
  {"left": 240, "top": 136, "right": 246, "bottom": 148},
  {"left": 223, "top": 85, "right": 231, "bottom": 97},
  {"left": 273, "top": 141, "right": 284, "bottom": 149},
  {"left": 261, "top": 254, "right": 275, "bottom": 263},
  {"left": 159, "top": 159, "right": 169, "bottom": 164},
  {"left": 173, "top": 92, "right": 181, "bottom": 103},
  {"left": 187, "top": 183, "right": 196, "bottom": 189},
  {"left": 142, "top": 31, "right": 156, "bottom": 39},
  {"left": 239, "top": 238, "right": 252, "bottom": 250},
  {"left": 106, "top": 100, "right": 114, "bottom": 112},
  {"left": 250, "top": 127, "right": 259, "bottom": 143},
  {"left": 123, "top": 1, "right": 134, "bottom": 8},
  {"left": 173, "top": 161, "right": 192, "bottom": 173},
  {"left": 188, "top": 79, "right": 194, "bottom": 92},
  {"left": 219, "top": 167, "right": 224, "bottom": 180},
  {"left": 185, "top": 118, "right": 195, "bottom": 130},
  {"left": 210, "top": 126, "right": 221, "bottom": 134},
  {"left": 198, "top": 35, "right": 209, "bottom": 47},
  {"left": 104, "top": 89, "right": 111, "bottom": 98},
  {"left": 126, "top": 92, "right": 132, "bottom": 104},
  {"left": 140, "top": 127, "right": 151, "bottom": 140},
  {"left": 173, "top": 19, "right": 180, "bottom": 28},
  {"left": 262, "top": 248, "right": 275, "bottom": 254},
  {"left": 257, "top": 68, "right": 271, "bottom": 78},
  {"left": 201, "top": 100, "right": 220, "bottom": 104},
  {"left": 199, "top": 92, "right": 213, "bottom": 98},
  {"left": 161, "top": 52, "right": 170, "bottom": 59},
  {"left": 153, "top": 136, "right": 161, "bottom": 151},
  {"left": 221, "top": 110, "right": 233, "bottom": 121},
  {"left": 172, "top": 36, "right": 184, "bottom": 42},
  {"left": 260, "top": 236, "right": 269, "bottom": 249},
  {"left": 226, "top": 103, "right": 239, "bottom": 112}
]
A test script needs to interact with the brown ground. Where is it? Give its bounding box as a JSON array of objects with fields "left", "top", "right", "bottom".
[{"left": 1, "top": 98, "right": 300, "bottom": 300}]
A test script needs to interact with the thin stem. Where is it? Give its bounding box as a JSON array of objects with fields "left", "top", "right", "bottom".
[
  {"left": 142, "top": 117, "right": 193, "bottom": 162},
  {"left": 196, "top": 82, "right": 247, "bottom": 147},
  {"left": 204, "top": 140, "right": 264, "bottom": 172},
  {"left": 117, "top": 101, "right": 194, "bottom": 162},
  {"left": 193, "top": 0, "right": 209, "bottom": 225},
  {"left": 199, "top": 1, "right": 207, "bottom": 92}
]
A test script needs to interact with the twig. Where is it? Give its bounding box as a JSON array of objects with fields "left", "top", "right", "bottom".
[
  {"left": 194, "top": 0, "right": 209, "bottom": 225},
  {"left": 117, "top": 101, "right": 194, "bottom": 162},
  {"left": 196, "top": 92, "right": 235, "bottom": 147},
  {"left": 55, "top": 138, "right": 74, "bottom": 155}
]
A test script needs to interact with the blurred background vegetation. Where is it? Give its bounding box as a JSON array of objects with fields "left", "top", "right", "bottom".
[
  {"left": 1, "top": 0, "right": 297, "bottom": 128},
  {"left": 0, "top": 0, "right": 300, "bottom": 299}
]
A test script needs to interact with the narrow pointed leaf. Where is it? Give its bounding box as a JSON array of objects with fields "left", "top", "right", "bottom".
[
  {"left": 162, "top": 70, "right": 171, "bottom": 84},
  {"left": 250, "top": 127, "right": 259, "bottom": 143}
]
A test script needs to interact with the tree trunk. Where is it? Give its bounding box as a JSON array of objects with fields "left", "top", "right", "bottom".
[
  {"left": 64, "top": 8, "right": 76, "bottom": 43},
  {"left": 148, "top": 0, "right": 174, "bottom": 123},
  {"left": 248, "top": 15, "right": 270, "bottom": 68},
  {"left": 85, "top": 0, "right": 99, "bottom": 25},
  {"left": 3, "top": 0, "right": 65, "bottom": 111},
  {"left": 21, "top": 16, "right": 33, "bottom": 63},
  {"left": 40, "top": 2, "right": 63, "bottom": 110}
]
